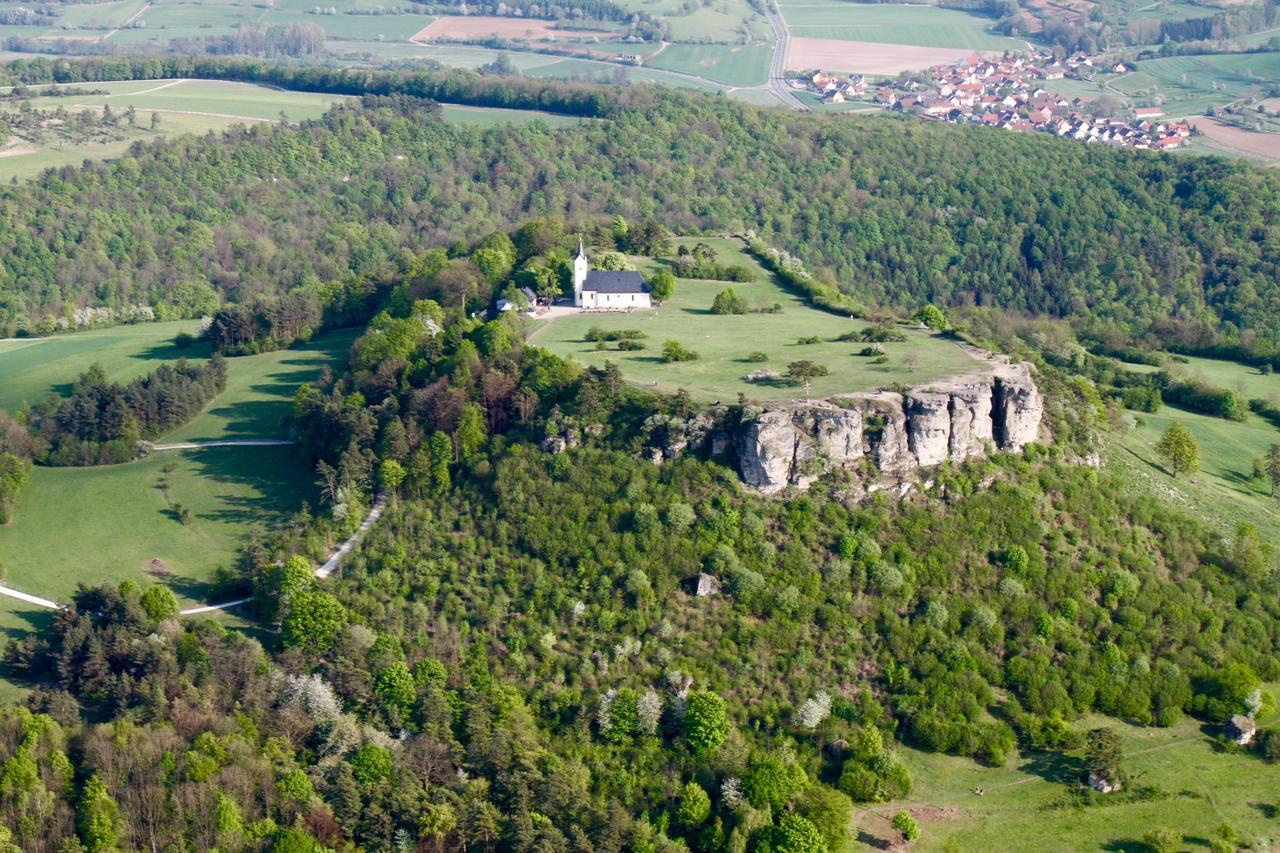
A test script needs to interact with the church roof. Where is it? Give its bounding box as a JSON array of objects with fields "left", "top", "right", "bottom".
[{"left": 583, "top": 270, "right": 649, "bottom": 294}]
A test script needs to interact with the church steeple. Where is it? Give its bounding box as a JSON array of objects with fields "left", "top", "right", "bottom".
[{"left": 573, "top": 238, "right": 590, "bottom": 307}]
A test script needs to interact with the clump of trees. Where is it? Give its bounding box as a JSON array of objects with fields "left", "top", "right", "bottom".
[{"left": 12, "top": 358, "right": 227, "bottom": 466}]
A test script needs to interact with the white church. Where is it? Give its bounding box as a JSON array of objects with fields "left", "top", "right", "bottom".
[{"left": 573, "top": 241, "right": 651, "bottom": 310}]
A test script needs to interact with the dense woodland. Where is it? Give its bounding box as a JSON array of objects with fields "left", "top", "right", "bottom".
[
  {"left": 0, "top": 284, "right": 1275, "bottom": 850},
  {"left": 1, "top": 62, "right": 1280, "bottom": 851},
  {"left": 0, "top": 61, "right": 1278, "bottom": 361}
]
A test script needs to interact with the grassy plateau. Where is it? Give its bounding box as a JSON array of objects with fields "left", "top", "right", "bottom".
[{"left": 529, "top": 237, "right": 986, "bottom": 402}]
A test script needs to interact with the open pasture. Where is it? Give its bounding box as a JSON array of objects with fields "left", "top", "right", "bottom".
[
  {"left": 884, "top": 711, "right": 1280, "bottom": 851},
  {"left": 0, "top": 328, "right": 355, "bottom": 607},
  {"left": 0, "top": 321, "right": 204, "bottom": 413},
  {"left": 529, "top": 237, "right": 985, "bottom": 402}
]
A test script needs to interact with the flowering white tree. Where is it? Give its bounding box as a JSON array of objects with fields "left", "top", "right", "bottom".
[
  {"left": 796, "top": 690, "right": 833, "bottom": 731},
  {"left": 637, "top": 689, "right": 662, "bottom": 736}
]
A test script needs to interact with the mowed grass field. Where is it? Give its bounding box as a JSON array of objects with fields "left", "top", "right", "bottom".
[
  {"left": 0, "top": 327, "right": 356, "bottom": 608},
  {"left": 778, "top": 2, "right": 1026, "bottom": 50},
  {"left": 880, "top": 709, "right": 1280, "bottom": 851},
  {"left": 1113, "top": 53, "right": 1280, "bottom": 117},
  {"left": 529, "top": 237, "right": 986, "bottom": 402},
  {"left": 0, "top": 321, "right": 205, "bottom": 413}
]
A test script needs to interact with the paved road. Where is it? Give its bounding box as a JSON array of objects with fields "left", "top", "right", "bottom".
[{"left": 763, "top": 2, "right": 807, "bottom": 110}]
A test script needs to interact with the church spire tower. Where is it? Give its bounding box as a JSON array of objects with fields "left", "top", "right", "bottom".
[{"left": 573, "top": 238, "right": 589, "bottom": 307}]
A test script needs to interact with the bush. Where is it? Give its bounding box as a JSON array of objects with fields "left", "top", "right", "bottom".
[
  {"left": 710, "top": 288, "right": 749, "bottom": 315},
  {"left": 662, "top": 340, "right": 700, "bottom": 362},
  {"left": 585, "top": 326, "right": 646, "bottom": 342},
  {"left": 617, "top": 339, "right": 646, "bottom": 351},
  {"left": 796, "top": 335, "right": 821, "bottom": 345},
  {"left": 745, "top": 351, "right": 769, "bottom": 362}
]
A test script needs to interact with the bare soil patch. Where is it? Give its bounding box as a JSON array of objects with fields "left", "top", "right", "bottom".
[
  {"left": 411, "top": 15, "right": 611, "bottom": 42},
  {"left": 1191, "top": 117, "right": 1280, "bottom": 161},
  {"left": 0, "top": 137, "right": 36, "bottom": 159},
  {"left": 787, "top": 37, "right": 984, "bottom": 74}
]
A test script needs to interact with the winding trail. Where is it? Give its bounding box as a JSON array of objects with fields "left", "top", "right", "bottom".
[{"left": 0, "top": 435, "right": 387, "bottom": 615}]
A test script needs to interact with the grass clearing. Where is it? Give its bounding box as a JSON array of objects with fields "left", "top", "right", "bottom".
[
  {"left": 0, "top": 446, "right": 316, "bottom": 606},
  {"left": 0, "top": 329, "right": 356, "bottom": 606},
  {"left": 529, "top": 237, "right": 985, "bottom": 402},
  {"left": 0, "top": 321, "right": 205, "bottom": 413},
  {"left": 886, "top": 710, "right": 1280, "bottom": 851},
  {"left": 647, "top": 43, "right": 772, "bottom": 86}
]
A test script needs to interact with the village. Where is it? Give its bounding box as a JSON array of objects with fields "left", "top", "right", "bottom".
[{"left": 807, "top": 51, "right": 1192, "bottom": 153}]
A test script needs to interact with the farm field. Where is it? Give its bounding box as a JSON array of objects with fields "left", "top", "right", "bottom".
[
  {"left": 1191, "top": 116, "right": 1280, "bottom": 161},
  {"left": 411, "top": 15, "right": 616, "bottom": 42},
  {"left": 787, "top": 37, "right": 979, "bottom": 75},
  {"left": 881, "top": 710, "right": 1280, "bottom": 851},
  {"left": 663, "top": 0, "right": 771, "bottom": 42},
  {"left": 0, "top": 79, "right": 347, "bottom": 179},
  {"left": 0, "top": 321, "right": 205, "bottom": 413},
  {"left": 529, "top": 237, "right": 986, "bottom": 402},
  {"left": 779, "top": 2, "right": 1026, "bottom": 50},
  {"left": 1115, "top": 53, "right": 1280, "bottom": 117},
  {"left": 0, "top": 445, "right": 315, "bottom": 605},
  {"left": 647, "top": 43, "right": 772, "bottom": 86}
]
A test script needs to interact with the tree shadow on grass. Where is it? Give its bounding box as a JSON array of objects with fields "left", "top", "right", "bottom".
[
  {"left": 1101, "top": 839, "right": 1156, "bottom": 852},
  {"left": 0, "top": 606, "right": 56, "bottom": 645},
  {"left": 1017, "top": 750, "right": 1085, "bottom": 785},
  {"left": 855, "top": 830, "right": 891, "bottom": 851}
]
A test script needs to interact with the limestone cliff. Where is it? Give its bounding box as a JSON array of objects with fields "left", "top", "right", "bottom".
[{"left": 734, "top": 363, "right": 1043, "bottom": 493}]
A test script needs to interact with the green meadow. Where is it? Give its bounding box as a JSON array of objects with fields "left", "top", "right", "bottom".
[
  {"left": 647, "top": 43, "right": 773, "bottom": 87},
  {"left": 778, "top": 3, "right": 1026, "bottom": 50},
  {"left": 0, "top": 327, "right": 356, "bottom": 612},
  {"left": 0, "top": 321, "right": 205, "bottom": 413},
  {"left": 529, "top": 237, "right": 986, "bottom": 402},
  {"left": 1108, "top": 354, "right": 1280, "bottom": 540},
  {"left": 884, "top": 709, "right": 1280, "bottom": 851}
]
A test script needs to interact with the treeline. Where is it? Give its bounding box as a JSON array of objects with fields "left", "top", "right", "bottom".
[{"left": 9, "top": 358, "right": 227, "bottom": 466}]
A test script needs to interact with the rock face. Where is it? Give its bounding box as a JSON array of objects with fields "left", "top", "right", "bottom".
[{"left": 735, "top": 364, "right": 1043, "bottom": 493}]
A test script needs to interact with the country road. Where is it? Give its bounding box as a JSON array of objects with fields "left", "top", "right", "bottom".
[{"left": 764, "top": 2, "right": 807, "bottom": 110}]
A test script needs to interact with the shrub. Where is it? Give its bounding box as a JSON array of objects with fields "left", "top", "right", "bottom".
[
  {"left": 617, "top": 339, "right": 646, "bottom": 351},
  {"left": 662, "top": 340, "right": 700, "bottom": 362},
  {"left": 710, "top": 288, "right": 749, "bottom": 315},
  {"left": 796, "top": 335, "right": 821, "bottom": 345},
  {"left": 745, "top": 351, "right": 769, "bottom": 362}
]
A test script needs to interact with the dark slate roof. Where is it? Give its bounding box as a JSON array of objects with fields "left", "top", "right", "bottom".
[{"left": 584, "top": 270, "right": 649, "bottom": 294}]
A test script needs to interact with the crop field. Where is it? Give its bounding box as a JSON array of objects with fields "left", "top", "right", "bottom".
[
  {"left": 529, "top": 237, "right": 986, "bottom": 402},
  {"left": 0, "top": 328, "right": 355, "bottom": 610},
  {"left": 779, "top": 3, "right": 1026, "bottom": 50},
  {"left": 411, "top": 15, "right": 615, "bottom": 42},
  {"left": 0, "top": 321, "right": 205, "bottom": 413},
  {"left": 1112, "top": 53, "right": 1280, "bottom": 118},
  {"left": 884, "top": 710, "right": 1280, "bottom": 851},
  {"left": 647, "top": 43, "right": 772, "bottom": 86},
  {"left": 787, "top": 37, "right": 980, "bottom": 75}
]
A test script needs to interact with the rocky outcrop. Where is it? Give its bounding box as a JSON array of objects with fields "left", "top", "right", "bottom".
[{"left": 735, "top": 363, "right": 1043, "bottom": 493}]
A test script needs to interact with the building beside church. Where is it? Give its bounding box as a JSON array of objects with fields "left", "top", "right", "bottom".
[{"left": 573, "top": 241, "right": 651, "bottom": 310}]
